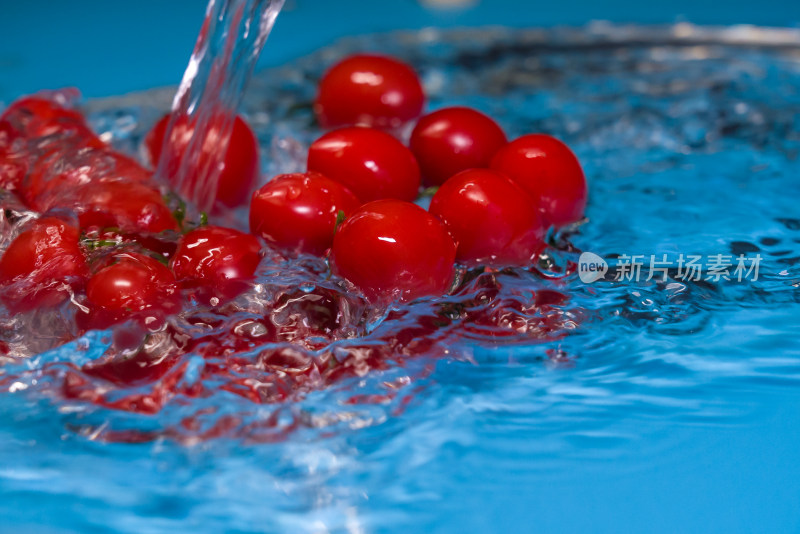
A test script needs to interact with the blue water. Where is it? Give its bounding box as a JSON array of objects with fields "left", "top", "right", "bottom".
[{"left": 3, "top": 21, "right": 800, "bottom": 534}]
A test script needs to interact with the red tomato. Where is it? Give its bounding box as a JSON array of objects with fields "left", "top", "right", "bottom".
[
  {"left": 249, "top": 171, "right": 359, "bottom": 256},
  {"left": 171, "top": 225, "right": 262, "bottom": 300},
  {"left": 409, "top": 106, "right": 507, "bottom": 186},
  {"left": 429, "top": 168, "right": 545, "bottom": 267},
  {"left": 307, "top": 127, "right": 421, "bottom": 203},
  {"left": 70, "top": 179, "right": 179, "bottom": 234},
  {"left": 331, "top": 199, "right": 456, "bottom": 302},
  {"left": 490, "top": 134, "right": 587, "bottom": 227},
  {"left": 21, "top": 148, "right": 152, "bottom": 211},
  {"left": 0, "top": 217, "right": 88, "bottom": 312},
  {"left": 145, "top": 113, "right": 259, "bottom": 209},
  {"left": 84, "top": 252, "right": 180, "bottom": 329},
  {"left": 314, "top": 54, "right": 425, "bottom": 129},
  {"left": 1, "top": 95, "right": 104, "bottom": 147},
  {"left": 0, "top": 121, "right": 27, "bottom": 191}
]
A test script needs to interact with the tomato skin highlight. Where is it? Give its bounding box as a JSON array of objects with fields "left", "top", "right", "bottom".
[
  {"left": 84, "top": 252, "right": 180, "bottom": 329},
  {"left": 249, "top": 171, "right": 360, "bottom": 256},
  {"left": 429, "top": 168, "right": 545, "bottom": 267},
  {"left": 71, "top": 180, "right": 179, "bottom": 234},
  {"left": 410, "top": 106, "right": 507, "bottom": 187},
  {"left": 307, "top": 127, "right": 421, "bottom": 203},
  {"left": 489, "top": 134, "right": 587, "bottom": 227},
  {"left": 145, "top": 113, "right": 260, "bottom": 209},
  {"left": 171, "top": 225, "right": 262, "bottom": 300},
  {"left": 314, "top": 54, "right": 425, "bottom": 129},
  {"left": 0, "top": 217, "right": 88, "bottom": 313},
  {"left": 1, "top": 94, "right": 104, "bottom": 148},
  {"left": 331, "top": 199, "right": 456, "bottom": 303}
]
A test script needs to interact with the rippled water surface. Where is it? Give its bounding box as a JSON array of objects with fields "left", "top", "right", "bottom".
[{"left": 3, "top": 24, "right": 800, "bottom": 533}]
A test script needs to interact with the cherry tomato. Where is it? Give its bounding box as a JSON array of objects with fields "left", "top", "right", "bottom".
[
  {"left": 429, "top": 168, "right": 545, "bottom": 267},
  {"left": 69, "top": 179, "right": 179, "bottom": 234},
  {"left": 331, "top": 199, "right": 456, "bottom": 302},
  {"left": 409, "top": 106, "right": 507, "bottom": 186},
  {"left": 249, "top": 171, "right": 359, "bottom": 256},
  {"left": 490, "top": 134, "right": 587, "bottom": 227},
  {"left": 145, "top": 113, "right": 259, "bottom": 209},
  {"left": 0, "top": 121, "right": 26, "bottom": 191},
  {"left": 314, "top": 54, "right": 425, "bottom": 129},
  {"left": 307, "top": 127, "right": 420, "bottom": 203},
  {"left": 0, "top": 217, "right": 87, "bottom": 312},
  {"left": 171, "top": 225, "right": 262, "bottom": 300},
  {"left": 84, "top": 252, "right": 180, "bottom": 329},
  {"left": 1, "top": 95, "right": 104, "bottom": 147},
  {"left": 21, "top": 148, "right": 152, "bottom": 211}
]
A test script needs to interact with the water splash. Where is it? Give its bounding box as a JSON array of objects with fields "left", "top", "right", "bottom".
[{"left": 155, "top": 0, "right": 284, "bottom": 213}]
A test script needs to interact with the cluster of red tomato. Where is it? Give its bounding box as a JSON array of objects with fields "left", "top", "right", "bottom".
[
  {"left": 0, "top": 53, "right": 586, "bottom": 339},
  {"left": 253, "top": 54, "right": 587, "bottom": 303}
]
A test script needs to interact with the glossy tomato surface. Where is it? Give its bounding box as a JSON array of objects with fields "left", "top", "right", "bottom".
[
  {"left": 145, "top": 113, "right": 260, "bottom": 209},
  {"left": 84, "top": 252, "right": 180, "bottom": 329},
  {"left": 429, "top": 168, "right": 545, "bottom": 267},
  {"left": 314, "top": 54, "right": 425, "bottom": 129},
  {"left": 1, "top": 95, "right": 104, "bottom": 148},
  {"left": 0, "top": 217, "right": 88, "bottom": 312},
  {"left": 490, "top": 134, "right": 587, "bottom": 227},
  {"left": 249, "top": 171, "right": 360, "bottom": 256},
  {"left": 307, "top": 127, "right": 420, "bottom": 203},
  {"left": 331, "top": 199, "right": 456, "bottom": 302},
  {"left": 171, "top": 225, "right": 262, "bottom": 300},
  {"left": 409, "top": 106, "right": 507, "bottom": 186}
]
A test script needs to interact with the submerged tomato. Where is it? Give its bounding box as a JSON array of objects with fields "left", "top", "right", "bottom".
[
  {"left": 145, "top": 113, "right": 260, "bottom": 209},
  {"left": 69, "top": 179, "right": 178, "bottom": 234},
  {"left": 429, "top": 168, "right": 545, "bottom": 267},
  {"left": 84, "top": 252, "right": 180, "bottom": 329},
  {"left": 21, "top": 148, "right": 152, "bottom": 211},
  {"left": 249, "top": 171, "right": 360, "bottom": 256},
  {"left": 307, "top": 127, "right": 420, "bottom": 203},
  {"left": 331, "top": 199, "right": 456, "bottom": 302},
  {"left": 1, "top": 95, "right": 104, "bottom": 147},
  {"left": 171, "top": 225, "right": 262, "bottom": 301},
  {"left": 0, "top": 217, "right": 88, "bottom": 312},
  {"left": 314, "top": 54, "right": 425, "bottom": 129},
  {"left": 409, "top": 106, "right": 507, "bottom": 186},
  {"left": 490, "top": 134, "right": 587, "bottom": 227}
]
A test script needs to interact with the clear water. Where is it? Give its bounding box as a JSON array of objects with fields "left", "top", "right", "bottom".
[{"left": 3, "top": 23, "right": 800, "bottom": 532}]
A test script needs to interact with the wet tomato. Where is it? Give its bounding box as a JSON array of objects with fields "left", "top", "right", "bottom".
[
  {"left": 145, "top": 113, "right": 260, "bottom": 209},
  {"left": 0, "top": 217, "right": 88, "bottom": 312},
  {"left": 314, "top": 54, "right": 425, "bottom": 129},
  {"left": 307, "top": 127, "right": 420, "bottom": 203},
  {"left": 331, "top": 199, "right": 456, "bottom": 302},
  {"left": 1, "top": 94, "right": 104, "bottom": 147},
  {"left": 83, "top": 252, "right": 180, "bottom": 329},
  {"left": 490, "top": 134, "right": 587, "bottom": 227},
  {"left": 249, "top": 171, "right": 360, "bottom": 256},
  {"left": 69, "top": 180, "right": 178, "bottom": 234},
  {"left": 409, "top": 106, "right": 507, "bottom": 186},
  {"left": 171, "top": 225, "right": 262, "bottom": 301},
  {"left": 21, "top": 148, "right": 152, "bottom": 211},
  {"left": 429, "top": 168, "right": 545, "bottom": 267}
]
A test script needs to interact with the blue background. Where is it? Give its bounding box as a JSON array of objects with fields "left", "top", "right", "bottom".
[{"left": 1, "top": 0, "right": 799, "bottom": 101}]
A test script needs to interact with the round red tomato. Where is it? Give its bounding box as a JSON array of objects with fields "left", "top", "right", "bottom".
[
  {"left": 307, "top": 127, "right": 420, "bottom": 203},
  {"left": 409, "top": 106, "right": 507, "bottom": 186},
  {"left": 490, "top": 134, "right": 587, "bottom": 227},
  {"left": 0, "top": 121, "right": 27, "bottom": 192},
  {"left": 429, "top": 168, "right": 545, "bottom": 267},
  {"left": 314, "top": 54, "right": 425, "bottom": 129},
  {"left": 70, "top": 179, "right": 178, "bottom": 234},
  {"left": 171, "top": 225, "right": 262, "bottom": 300},
  {"left": 331, "top": 199, "right": 456, "bottom": 302},
  {"left": 22, "top": 148, "right": 152, "bottom": 211},
  {"left": 84, "top": 252, "right": 180, "bottom": 329},
  {"left": 145, "top": 113, "right": 259, "bottom": 209},
  {"left": 249, "top": 171, "right": 360, "bottom": 256},
  {"left": 0, "top": 217, "right": 88, "bottom": 312},
  {"left": 1, "top": 95, "right": 104, "bottom": 147}
]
